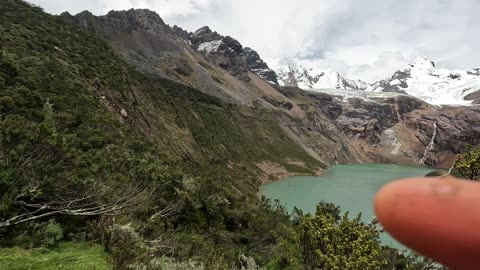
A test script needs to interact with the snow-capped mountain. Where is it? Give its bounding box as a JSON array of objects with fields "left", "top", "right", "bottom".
[
  {"left": 266, "top": 58, "right": 368, "bottom": 90},
  {"left": 368, "top": 56, "right": 480, "bottom": 105}
]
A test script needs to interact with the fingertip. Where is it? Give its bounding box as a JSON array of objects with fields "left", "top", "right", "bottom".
[
  {"left": 374, "top": 177, "right": 480, "bottom": 269},
  {"left": 374, "top": 178, "right": 425, "bottom": 227}
]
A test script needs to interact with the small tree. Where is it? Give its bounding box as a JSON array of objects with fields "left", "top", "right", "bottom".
[
  {"left": 454, "top": 145, "right": 480, "bottom": 180},
  {"left": 295, "top": 202, "right": 384, "bottom": 270}
]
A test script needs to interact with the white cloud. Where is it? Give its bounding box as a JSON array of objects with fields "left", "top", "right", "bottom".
[{"left": 27, "top": 0, "right": 480, "bottom": 82}]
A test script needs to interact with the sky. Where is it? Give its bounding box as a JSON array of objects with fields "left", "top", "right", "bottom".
[{"left": 27, "top": 0, "right": 480, "bottom": 82}]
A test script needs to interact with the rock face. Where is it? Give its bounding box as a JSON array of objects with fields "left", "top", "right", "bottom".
[
  {"left": 368, "top": 56, "right": 480, "bottom": 105},
  {"left": 266, "top": 58, "right": 369, "bottom": 90},
  {"left": 189, "top": 27, "right": 278, "bottom": 83},
  {"left": 244, "top": 47, "right": 278, "bottom": 84},
  {"left": 190, "top": 26, "right": 250, "bottom": 81},
  {"left": 171, "top": 25, "right": 191, "bottom": 42},
  {"left": 61, "top": 9, "right": 186, "bottom": 78},
  {"left": 62, "top": 9, "right": 171, "bottom": 36}
]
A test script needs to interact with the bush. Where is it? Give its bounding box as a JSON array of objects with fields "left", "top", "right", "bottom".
[
  {"left": 454, "top": 145, "right": 480, "bottom": 180},
  {"left": 288, "top": 202, "right": 384, "bottom": 270},
  {"left": 108, "top": 225, "right": 148, "bottom": 270},
  {"left": 128, "top": 257, "right": 205, "bottom": 270},
  {"left": 13, "top": 219, "right": 63, "bottom": 248}
]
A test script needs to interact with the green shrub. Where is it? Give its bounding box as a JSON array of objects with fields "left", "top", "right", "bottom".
[
  {"left": 128, "top": 257, "right": 205, "bottom": 270},
  {"left": 454, "top": 145, "right": 480, "bottom": 180},
  {"left": 13, "top": 220, "right": 63, "bottom": 248},
  {"left": 108, "top": 225, "right": 147, "bottom": 270}
]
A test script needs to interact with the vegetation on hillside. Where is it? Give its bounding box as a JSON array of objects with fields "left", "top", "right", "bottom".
[{"left": 0, "top": 1, "right": 453, "bottom": 269}]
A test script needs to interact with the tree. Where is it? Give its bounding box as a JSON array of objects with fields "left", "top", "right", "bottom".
[
  {"left": 453, "top": 145, "right": 480, "bottom": 180},
  {"left": 294, "top": 202, "right": 384, "bottom": 270}
]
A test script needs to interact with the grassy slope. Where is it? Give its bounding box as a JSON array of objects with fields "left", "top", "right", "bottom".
[{"left": 0, "top": 242, "right": 109, "bottom": 270}]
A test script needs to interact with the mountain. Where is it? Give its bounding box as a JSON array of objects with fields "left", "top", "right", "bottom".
[
  {"left": 368, "top": 56, "right": 480, "bottom": 105},
  {"left": 266, "top": 58, "right": 369, "bottom": 90},
  {"left": 190, "top": 26, "right": 279, "bottom": 84}
]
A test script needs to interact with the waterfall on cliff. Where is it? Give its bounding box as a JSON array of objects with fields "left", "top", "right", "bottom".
[
  {"left": 394, "top": 98, "right": 402, "bottom": 123},
  {"left": 421, "top": 121, "right": 438, "bottom": 165}
]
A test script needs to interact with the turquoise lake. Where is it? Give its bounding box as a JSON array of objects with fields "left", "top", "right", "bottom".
[{"left": 260, "top": 163, "right": 437, "bottom": 249}]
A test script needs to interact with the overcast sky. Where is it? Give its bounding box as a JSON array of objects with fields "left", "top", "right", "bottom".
[{"left": 28, "top": 0, "right": 480, "bottom": 82}]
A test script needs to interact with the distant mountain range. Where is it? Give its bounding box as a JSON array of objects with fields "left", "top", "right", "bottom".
[
  {"left": 266, "top": 58, "right": 369, "bottom": 90},
  {"left": 367, "top": 56, "right": 480, "bottom": 105},
  {"left": 264, "top": 56, "right": 480, "bottom": 105}
]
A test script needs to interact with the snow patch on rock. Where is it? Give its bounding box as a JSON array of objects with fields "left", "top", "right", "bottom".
[{"left": 197, "top": 40, "right": 223, "bottom": 53}]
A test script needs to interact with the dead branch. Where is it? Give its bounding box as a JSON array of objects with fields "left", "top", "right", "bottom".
[{"left": 0, "top": 186, "right": 147, "bottom": 229}]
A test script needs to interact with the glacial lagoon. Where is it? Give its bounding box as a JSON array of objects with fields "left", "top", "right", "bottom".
[{"left": 260, "top": 163, "right": 437, "bottom": 249}]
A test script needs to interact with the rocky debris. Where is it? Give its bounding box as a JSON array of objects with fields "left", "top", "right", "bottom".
[
  {"left": 261, "top": 96, "right": 293, "bottom": 110},
  {"left": 171, "top": 59, "right": 194, "bottom": 76},
  {"left": 244, "top": 47, "right": 278, "bottom": 84}
]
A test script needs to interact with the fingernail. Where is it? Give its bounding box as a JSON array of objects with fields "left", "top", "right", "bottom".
[{"left": 432, "top": 180, "right": 459, "bottom": 198}]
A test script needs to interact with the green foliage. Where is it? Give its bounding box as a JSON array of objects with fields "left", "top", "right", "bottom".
[
  {"left": 0, "top": 241, "right": 110, "bottom": 270},
  {"left": 12, "top": 220, "right": 63, "bottom": 248},
  {"left": 108, "top": 225, "right": 148, "bottom": 270},
  {"left": 454, "top": 145, "right": 480, "bottom": 180},
  {"left": 280, "top": 202, "right": 383, "bottom": 270},
  {"left": 128, "top": 257, "right": 205, "bottom": 270},
  {"left": 381, "top": 247, "right": 447, "bottom": 270}
]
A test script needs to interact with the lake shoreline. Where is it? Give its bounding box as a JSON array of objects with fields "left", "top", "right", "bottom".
[{"left": 257, "top": 161, "right": 326, "bottom": 184}]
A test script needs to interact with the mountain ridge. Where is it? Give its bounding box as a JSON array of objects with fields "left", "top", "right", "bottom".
[
  {"left": 266, "top": 58, "right": 369, "bottom": 90},
  {"left": 368, "top": 56, "right": 480, "bottom": 105}
]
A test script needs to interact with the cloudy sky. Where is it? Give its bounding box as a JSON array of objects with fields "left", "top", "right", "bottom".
[{"left": 28, "top": 0, "right": 480, "bottom": 82}]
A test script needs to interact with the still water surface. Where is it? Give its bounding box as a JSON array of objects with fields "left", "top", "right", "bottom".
[{"left": 260, "top": 163, "right": 437, "bottom": 249}]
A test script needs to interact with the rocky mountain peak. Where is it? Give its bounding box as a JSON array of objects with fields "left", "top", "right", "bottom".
[
  {"left": 407, "top": 56, "right": 436, "bottom": 70},
  {"left": 62, "top": 8, "right": 170, "bottom": 34},
  {"left": 189, "top": 26, "right": 277, "bottom": 83},
  {"left": 190, "top": 26, "right": 222, "bottom": 44},
  {"left": 171, "top": 25, "right": 191, "bottom": 41}
]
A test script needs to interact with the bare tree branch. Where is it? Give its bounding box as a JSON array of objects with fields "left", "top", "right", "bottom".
[{"left": 0, "top": 186, "right": 148, "bottom": 229}]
